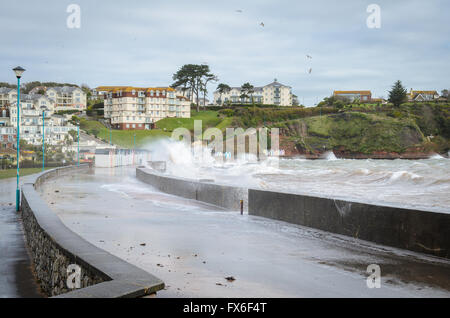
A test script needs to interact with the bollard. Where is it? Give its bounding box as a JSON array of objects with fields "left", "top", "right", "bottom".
[{"left": 240, "top": 200, "right": 243, "bottom": 215}]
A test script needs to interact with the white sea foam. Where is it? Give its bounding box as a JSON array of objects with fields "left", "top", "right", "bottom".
[{"left": 138, "top": 139, "right": 450, "bottom": 209}]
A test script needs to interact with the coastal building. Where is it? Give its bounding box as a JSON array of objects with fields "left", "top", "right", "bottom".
[
  {"left": 0, "top": 126, "right": 15, "bottom": 150},
  {"left": 0, "top": 105, "right": 10, "bottom": 127},
  {"left": 370, "top": 97, "right": 387, "bottom": 104},
  {"left": 0, "top": 87, "right": 16, "bottom": 108},
  {"left": 408, "top": 89, "right": 439, "bottom": 102},
  {"left": 333, "top": 90, "right": 372, "bottom": 102},
  {"left": 92, "top": 86, "right": 128, "bottom": 100},
  {"left": 45, "top": 86, "right": 87, "bottom": 111},
  {"left": 174, "top": 87, "right": 193, "bottom": 101},
  {"left": 29, "top": 86, "right": 47, "bottom": 95},
  {"left": 8, "top": 93, "right": 76, "bottom": 146},
  {"left": 102, "top": 86, "right": 191, "bottom": 130},
  {"left": 213, "top": 79, "right": 294, "bottom": 106}
]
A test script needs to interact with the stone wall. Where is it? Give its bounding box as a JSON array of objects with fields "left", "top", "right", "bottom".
[
  {"left": 21, "top": 165, "right": 164, "bottom": 297},
  {"left": 21, "top": 192, "right": 106, "bottom": 296}
]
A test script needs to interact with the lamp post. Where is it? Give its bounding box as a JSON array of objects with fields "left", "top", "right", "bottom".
[
  {"left": 77, "top": 123, "right": 80, "bottom": 166},
  {"left": 40, "top": 106, "right": 47, "bottom": 172},
  {"left": 109, "top": 126, "right": 112, "bottom": 146},
  {"left": 13, "top": 66, "right": 25, "bottom": 212}
]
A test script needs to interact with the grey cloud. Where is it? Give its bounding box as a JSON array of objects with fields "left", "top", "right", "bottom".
[{"left": 0, "top": 0, "right": 448, "bottom": 106}]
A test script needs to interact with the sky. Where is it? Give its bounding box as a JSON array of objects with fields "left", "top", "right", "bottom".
[{"left": 0, "top": 0, "right": 449, "bottom": 106}]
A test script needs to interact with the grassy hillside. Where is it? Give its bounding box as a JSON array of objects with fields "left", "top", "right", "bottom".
[
  {"left": 155, "top": 110, "right": 223, "bottom": 132},
  {"left": 79, "top": 103, "right": 449, "bottom": 155},
  {"left": 280, "top": 112, "right": 425, "bottom": 154},
  {"left": 228, "top": 103, "right": 449, "bottom": 156},
  {"left": 79, "top": 118, "right": 170, "bottom": 148}
]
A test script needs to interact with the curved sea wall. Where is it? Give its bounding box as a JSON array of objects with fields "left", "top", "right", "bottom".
[
  {"left": 21, "top": 165, "right": 164, "bottom": 297},
  {"left": 137, "top": 166, "right": 450, "bottom": 259}
]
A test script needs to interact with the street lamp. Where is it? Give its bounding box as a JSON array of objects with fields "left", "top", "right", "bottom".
[
  {"left": 40, "top": 106, "right": 48, "bottom": 172},
  {"left": 13, "top": 66, "right": 25, "bottom": 212},
  {"left": 77, "top": 123, "right": 80, "bottom": 166}
]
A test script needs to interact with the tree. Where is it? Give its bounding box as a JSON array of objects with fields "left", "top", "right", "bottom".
[
  {"left": 171, "top": 64, "right": 217, "bottom": 112},
  {"left": 241, "top": 82, "right": 255, "bottom": 104},
  {"left": 216, "top": 83, "right": 231, "bottom": 105},
  {"left": 441, "top": 89, "right": 449, "bottom": 101},
  {"left": 201, "top": 74, "right": 218, "bottom": 109},
  {"left": 81, "top": 83, "right": 92, "bottom": 98},
  {"left": 0, "top": 82, "right": 17, "bottom": 89},
  {"left": 68, "top": 129, "right": 78, "bottom": 142},
  {"left": 388, "top": 80, "right": 407, "bottom": 107}
]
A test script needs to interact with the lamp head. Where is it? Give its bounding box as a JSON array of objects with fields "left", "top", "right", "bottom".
[{"left": 13, "top": 66, "right": 26, "bottom": 78}]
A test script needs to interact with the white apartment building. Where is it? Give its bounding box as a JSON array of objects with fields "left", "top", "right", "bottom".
[
  {"left": 45, "top": 86, "right": 87, "bottom": 111},
  {"left": 101, "top": 86, "right": 191, "bottom": 130},
  {"left": 8, "top": 94, "right": 77, "bottom": 146},
  {"left": 0, "top": 87, "right": 17, "bottom": 108},
  {"left": 213, "top": 79, "right": 294, "bottom": 106}
]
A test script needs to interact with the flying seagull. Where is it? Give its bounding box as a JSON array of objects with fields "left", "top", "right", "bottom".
[
  {"left": 308, "top": 68, "right": 312, "bottom": 74},
  {"left": 260, "top": 22, "right": 265, "bottom": 27},
  {"left": 306, "top": 55, "right": 312, "bottom": 59},
  {"left": 236, "top": 9, "right": 243, "bottom": 13}
]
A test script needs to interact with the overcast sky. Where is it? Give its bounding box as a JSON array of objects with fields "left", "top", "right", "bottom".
[{"left": 1, "top": 0, "right": 449, "bottom": 106}]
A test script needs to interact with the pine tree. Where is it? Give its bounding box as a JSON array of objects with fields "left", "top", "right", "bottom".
[{"left": 388, "top": 80, "right": 407, "bottom": 107}]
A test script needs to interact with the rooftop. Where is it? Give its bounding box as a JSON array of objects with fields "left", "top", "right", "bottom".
[{"left": 334, "top": 90, "right": 372, "bottom": 95}]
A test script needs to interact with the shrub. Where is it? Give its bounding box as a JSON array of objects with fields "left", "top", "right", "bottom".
[{"left": 219, "top": 109, "right": 234, "bottom": 117}]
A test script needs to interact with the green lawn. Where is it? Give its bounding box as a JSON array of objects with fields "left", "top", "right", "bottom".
[
  {"left": 156, "top": 111, "right": 223, "bottom": 132},
  {"left": 79, "top": 118, "right": 171, "bottom": 148},
  {"left": 0, "top": 167, "right": 52, "bottom": 180}
]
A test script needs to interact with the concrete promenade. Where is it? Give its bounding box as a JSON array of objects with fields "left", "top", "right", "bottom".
[
  {"left": 38, "top": 167, "right": 450, "bottom": 297},
  {"left": 0, "top": 176, "right": 42, "bottom": 298}
]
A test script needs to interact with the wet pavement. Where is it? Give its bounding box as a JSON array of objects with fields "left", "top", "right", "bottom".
[
  {"left": 38, "top": 167, "right": 450, "bottom": 298},
  {"left": 0, "top": 176, "right": 42, "bottom": 298}
]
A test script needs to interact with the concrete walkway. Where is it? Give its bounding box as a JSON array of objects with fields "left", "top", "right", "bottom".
[
  {"left": 38, "top": 167, "right": 450, "bottom": 298},
  {"left": 0, "top": 176, "right": 42, "bottom": 298}
]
